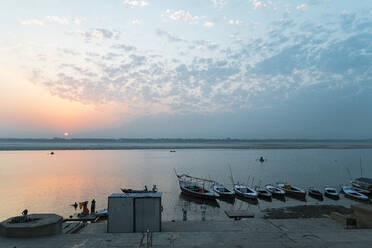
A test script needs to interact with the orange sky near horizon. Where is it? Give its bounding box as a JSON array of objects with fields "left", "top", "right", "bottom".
[{"left": 0, "top": 66, "right": 126, "bottom": 135}]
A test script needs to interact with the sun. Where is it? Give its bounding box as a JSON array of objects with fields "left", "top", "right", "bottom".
[{"left": 64, "top": 132, "right": 69, "bottom": 137}]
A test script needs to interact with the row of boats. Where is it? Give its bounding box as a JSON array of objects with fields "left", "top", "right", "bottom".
[{"left": 175, "top": 172, "right": 372, "bottom": 202}]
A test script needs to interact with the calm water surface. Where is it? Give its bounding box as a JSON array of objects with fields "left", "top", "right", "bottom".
[{"left": 0, "top": 149, "right": 371, "bottom": 221}]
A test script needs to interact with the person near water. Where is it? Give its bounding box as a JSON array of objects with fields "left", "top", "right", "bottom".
[{"left": 91, "top": 199, "right": 96, "bottom": 214}]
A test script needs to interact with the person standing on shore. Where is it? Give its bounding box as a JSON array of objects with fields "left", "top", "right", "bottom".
[{"left": 91, "top": 199, "right": 96, "bottom": 214}]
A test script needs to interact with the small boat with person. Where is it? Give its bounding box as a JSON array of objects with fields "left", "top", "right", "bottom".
[
  {"left": 342, "top": 186, "right": 369, "bottom": 202},
  {"left": 277, "top": 183, "right": 306, "bottom": 198},
  {"left": 213, "top": 183, "right": 235, "bottom": 198},
  {"left": 308, "top": 187, "right": 323, "bottom": 200},
  {"left": 324, "top": 186, "right": 339, "bottom": 199},
  {"left": 233, "top": 184, "right": 258, "bottom": 199},
  {"left": 265, "top": 184, "right": 286, "bottom": 197}
]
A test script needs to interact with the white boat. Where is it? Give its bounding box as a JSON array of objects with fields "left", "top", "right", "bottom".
[
  {"left": 265, "top": 184, "right": 286, "bottom": 197},
  {"left": 233, "top": 184, "right": 258, "bottom": 199},
  {"left": 277, "top": 183, "right": 306, "bottom": 198},
  {"left": 342, "top": 186, "right": 369, "bottom": 201},
  {"left": 324, "top": 186, "right": 339, "bottom": 199},
  {"left": 213, "top": 183, "right": 235, "bottom": 198}
]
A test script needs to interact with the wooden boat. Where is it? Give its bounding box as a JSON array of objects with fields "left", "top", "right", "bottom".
[
  {"left": 121, "top": 185, "right": 157, "bottom": 193},
  {"left": 255, "top": 187, "right": 272, "bottom": 199},
  {"left": 324, "top": 186, "right": 339, "bottom": 199},
  {"left": 213, "top": 183, "right": 235, "bottom": 198},
  {"left": 352, "top": 186, "right": 371, "bottom": 196},
  {"left": 351, "top": 177, "right": 372, "bottom": 191},
  {"left": 175, "top": 172, "right": 220, "bottom": 200},
  {"left": 233, "top": 184, "right": 258, "bottom": 199},
  {"left": 308, "top": 187, "right": 323, "bottom": 200},
  {"left": 277, "top": 183, "right": 306, "bottom": 198},
  {"left": 265, "top": 184, "right": 285, "bottom": 197},
  {"left": 342, "top": 186, "right": 369, "bottom": 201}
]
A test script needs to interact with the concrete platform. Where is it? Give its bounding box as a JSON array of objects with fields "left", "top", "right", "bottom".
[
  {"left": 0, "top": 214, "right": 63, "bottom": 238},
  {"left": 2, "top": 218, "right": 372, "bottom": 247},
  {"left": 352, "top": 204, "right": 372, "bottom": 228}
]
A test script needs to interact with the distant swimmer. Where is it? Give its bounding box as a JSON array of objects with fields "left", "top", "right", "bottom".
[
  {"left": 50, "top": 152, "right": 54, "bottom": 155},
  {"left": 259, "top": 156, "right": 265, "bottom": 163}
]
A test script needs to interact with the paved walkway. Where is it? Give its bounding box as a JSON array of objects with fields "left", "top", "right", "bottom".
[{"left": 2, "top": 218, "right": 372, "bottom": 247}]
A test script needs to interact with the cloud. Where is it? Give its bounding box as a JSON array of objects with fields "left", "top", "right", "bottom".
[
  {"left": 228, "top": 19, "right": 243, "bottom": 25},
  {"left": 73, "top": 17, "right": 86, "bottom": 25},
  {"left": 296, "top": 3, "right": 308, "bottom": 11},
  {"left": 132, "top": 19, "right": 140, "bottom": 25},
  {"left": 209, "top": 0, "right": 228, "bottom": 7},
  {"left": 47, "top": 16, "right": 69, "bottom": 24},
  {"left": 20, "top": 19, "right": 44, "bottom": 26},
  {"left": 251, "top": 0, "right": 267, "bottom": 10},
  {"left": 162, "top": 9, "right": 200, "bottom": 24},
  {"left": 69, "top": 28, "right": 120, "bottom": 40},
  {"left": 123, "top": 0, "right": 148, "bottom": 8},
  {"left": 204, "top": 21, "right": 215, "bottom": 27},
  {"left": 112, "top": 44, "right": 137, "bottom": 52},
  {"left": 156, "top": 29, "right": 184, "bottom": 42}
]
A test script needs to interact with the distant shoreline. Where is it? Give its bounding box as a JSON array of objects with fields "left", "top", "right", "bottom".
[{"left": 0, "top": 139, "right": 372, "bottom": 151}]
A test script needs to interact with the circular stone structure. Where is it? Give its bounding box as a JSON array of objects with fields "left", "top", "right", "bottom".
[{"left": 0, "top": 214, "right": 63, "bottom": 238}]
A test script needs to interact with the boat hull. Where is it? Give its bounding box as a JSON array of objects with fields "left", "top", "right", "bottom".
[
  {"left": 308, "top": 191, "right": 323, "bottom": 201},
  {"left": 233, "top": 185, "right": 258, "bottom": 199},
  {"left": 179, "top": 185, "right": 220, "bottom": 200},
  {"left": 342, "top": 186, "right": 369, "bottom": 202}
]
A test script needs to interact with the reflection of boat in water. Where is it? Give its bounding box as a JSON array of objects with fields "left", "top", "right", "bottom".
[
  {"left": 178, "top": 193, "right": 220, "bottom": 208},
  {"left": 175, "top": 171, "right": 219, "bottom": 200},
  {"left": 235, "top": 194, "right": 258, "bottom": 205},
  {"left": 218, "top": 196, "right": 236, "bottom": 205}
]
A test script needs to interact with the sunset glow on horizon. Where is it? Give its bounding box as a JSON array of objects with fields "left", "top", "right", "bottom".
[{"left": 1, "top": 0, "right": 371, "bottom": 138}]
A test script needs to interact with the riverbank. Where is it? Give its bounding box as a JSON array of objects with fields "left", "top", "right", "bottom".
[
  {"left": 2, "top": 218, "right": 372, "bottom": 247},
  {"left": 1, "top": 138, "right": 372, "bottom": 150}
]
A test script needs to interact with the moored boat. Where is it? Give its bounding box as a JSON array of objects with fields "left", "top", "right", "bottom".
[
  {"left": 342, "top": 186, "right": 369, "bottom": 201},
  {"left": 255, "top": 187, "right": 272, "bottom": 199},
  {"left": 233, "top": 184, "right": 258, "bottom": 199},
  {"left": 308, "top": 187, "right": 323, "bottom": 200},
  {"left": 277, "top": 183, "right": 306, "bottom": 198},
  {"left": 265, "top": 184, "right": 286, "bottom": 197},
  {"left": 213, "top": 183, "right": 235, "bottom": 198},
  {"left": 351, "top": 177, "right": 372, "bottom": 191},
  {"left": 324, "top": 186, "right": 339, "bottom": 199},
  {"left": 351, "top": 186, "right": 371, "bottom": 196},
  {"left": 175, "top": 171, "right": 220, "bottom": 200}
]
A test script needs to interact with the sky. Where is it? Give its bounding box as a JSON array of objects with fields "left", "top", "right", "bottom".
[{"left": 0, "top": 0, "right": 371, "bottom": 139}]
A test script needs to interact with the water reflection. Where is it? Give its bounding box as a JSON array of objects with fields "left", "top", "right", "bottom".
[
  {"left": 178, "top": 193, "right": 220, "bottom": 208},
  {"left": 0, "top": 149, "right": 371, "bottom": 221}
]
